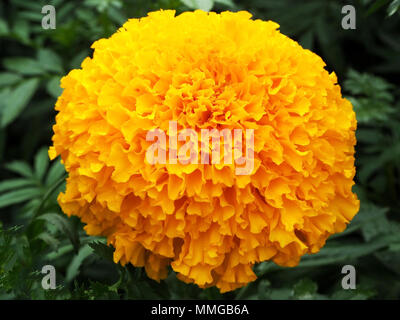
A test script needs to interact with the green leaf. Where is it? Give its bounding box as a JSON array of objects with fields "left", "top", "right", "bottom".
[
  {"left": 0, "top": 87, "right": 11, "bottom": 111},
  {"left": 11, "top": 19, "right": 30, "bottom": 44},
  {"left": 389, "top": 243, "right": 400, "bottom": 251},
  {"left": 265, "top": 287, "right": 293, "bottom": 300},
  {"left": 34, "top": 147, "right": 50, "bottom": 181},
  {"left": 45, "top": 244, "right": 74, "bottom": 261},
  {"left": 344, "top": 69, "right": 393, "bottom": 98},
  {"left": 4, "top": 161, "right": 33, "bottom": 177},
  {"left": 330, "top": 284, "right": 376, "bottom": 300},
  {"left": 107, "top": 6, "right": 127, "bottom": 25},
  {"left": 89, "top": 241, "right": 114, "bottom": 262},
  {"left": 214, "top": 0, "right": 235, "bottom": 7},
  {"left": 66, "top": 244, "right": 93, "bottom": 282},
  {"left": 37, "top": 49, "right": 63, "bottom": 74},
  {"left": 46, "top": 76, "right": 62, "bottom": 98},
  {"left": 298, "top": 236, "right": 394, "bottom": 268},
  {"left": 35, "top": 232, "right": 60, "bottom": 249},
  {"left": 3, "top": 58, "right": 43, "bottom": 76},
  {"left": 0, "top": 178, "right": 35, "bottom": 193},
  {"left": 330, "top": 203, "right": 390, "bottom": 241},
  {"left": 375, "top": 249, "right": 400, "bottom": 275},
  {"left": 344, "top": 69, "right": 394, "bottom": 123},
  {"left": 36, "top": 213, "right": 80, "bottom": 252},
  {"left": 10, "top": 0, "right": 43, "bottom": 10},
  {"left": 69, "top": 50, "right": 90, "bottom": 69},
  {"left": 84, "top": 0, "right": 122, "bottom": 12},
  {"left": 298, "top": 30, "right": 314, "bottom": 50},
  {"left": 387, "top": 0, "right": 400, "bottom": 16},
  {"left": 1, "top": 78, "right": 39, "bottom": 127},
  {"left": 0, "top": 73, "right": 22, "bottom": 87},
  {"left": 86, "top": 281, "right": 120, "bottom": 299},
  {"left": 0, "top": 188, "right": 41, "bottom": 209},
  {"left": 256, "top": 279, "right": 271, "bottom": 299},
  {"left": 367, "top": 0, "right": 391, "bottom": 15},
  {"left": 45, "top": 160, "right": 66, "bottom": 186},
  {"left": 356, "top": 128, "right": 384, "bottom": 144},
  {"left": 293, "top": 278, "right": 318, "bottom": 300},
  {"left": 0, "top": 19, "right": 9, "bottom": 35},
  {"left": 358, "top": 204, "right": 390, "bottom": 242},
  {"left": 18, "top": 11, "right": 44, "bottom": 22},
  {"left": 181, "top": 0, "right": 214, "bottom": 11}
]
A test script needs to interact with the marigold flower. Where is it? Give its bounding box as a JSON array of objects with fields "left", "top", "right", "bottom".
[{"left": 49, "top": 10, "right": 359, "bottom": 292}]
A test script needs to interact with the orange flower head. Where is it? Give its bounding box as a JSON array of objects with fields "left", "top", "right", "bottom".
[{"left": 49, "top": 10, "right": 359, "bottom": 292}]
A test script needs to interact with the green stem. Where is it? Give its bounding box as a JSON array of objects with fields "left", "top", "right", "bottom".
[{"left": 33, "top": 172, "right": 68, "bottom": 219}]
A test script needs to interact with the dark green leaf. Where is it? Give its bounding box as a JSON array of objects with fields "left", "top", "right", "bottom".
[
  {"left": 36, "top": 213, "right": 80, "bottom": 252},
  {"left": 0, "top": 178, "right": 35, "bottom": 193},
  {"left": 45, "top": 160, "right": 66, "bottom": 186},
  {"left": 46, "top": 76, "right": 63, "bottom": 98},
  {"left": 181, "top": 0, "right": 214, "bottom": 11},
  {"left": 3, "top": 58, "right": 43, "bottom": 76},
  {"left": 293, "top": 278, "right": 318, "bottom": 300},
  {"left": 1, "top": 78, "right": 40, "bottom": 127},
  {"left": 37, "top": 49, "right": 64, "bottom": 74},
  {"left": 4, "top": 161, "right": 33, "bottom": 178},
  {"left": 34, "top": 147, "right": 50, "bottom": 181},
  {"left": 66, "top": 244, "right": 93, "bottom": 282},
  {"left": 387, "top": 0, "right": 400, "bottom": 16},
  {"left": 89, "top": 241, "right": 114, "bottom": 262},
  {"left": 0, "top": 73, "right": 21, "bottom": 87},
  {"left": 0, "top": 188, "right": 41, "bottom": 208}
]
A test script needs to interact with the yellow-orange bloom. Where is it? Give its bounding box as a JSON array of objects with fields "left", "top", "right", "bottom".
[{"left": 49, "top": 10, "right": 359, "bottom": 292}]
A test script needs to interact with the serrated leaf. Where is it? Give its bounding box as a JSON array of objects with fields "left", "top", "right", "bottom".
[
  {"left": 87, "top": 281, "right": 120, "bottom": 299},
  {"left": 89, "top": 241, "right": 114, "bottom": 262},
  {"left": 1, "top": 78, "right": 39, "bottom": 127},
  {"left": 358, "top": 204, "right": 390, "bottom": 242},
  {"left": 66, "top": 244, "right": 93, "bottom": 282},
  {"left": 36, "top": 213, "right": 80, "bottom": 253}
]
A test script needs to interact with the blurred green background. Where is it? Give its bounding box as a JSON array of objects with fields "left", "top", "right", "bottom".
[{"left": 0, "top": 0, "right": 399, "bottom": 300}]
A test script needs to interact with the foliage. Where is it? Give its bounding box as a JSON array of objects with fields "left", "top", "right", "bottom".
[{"left": 0, "top": 0, "right": 399, "bottom": 300}]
